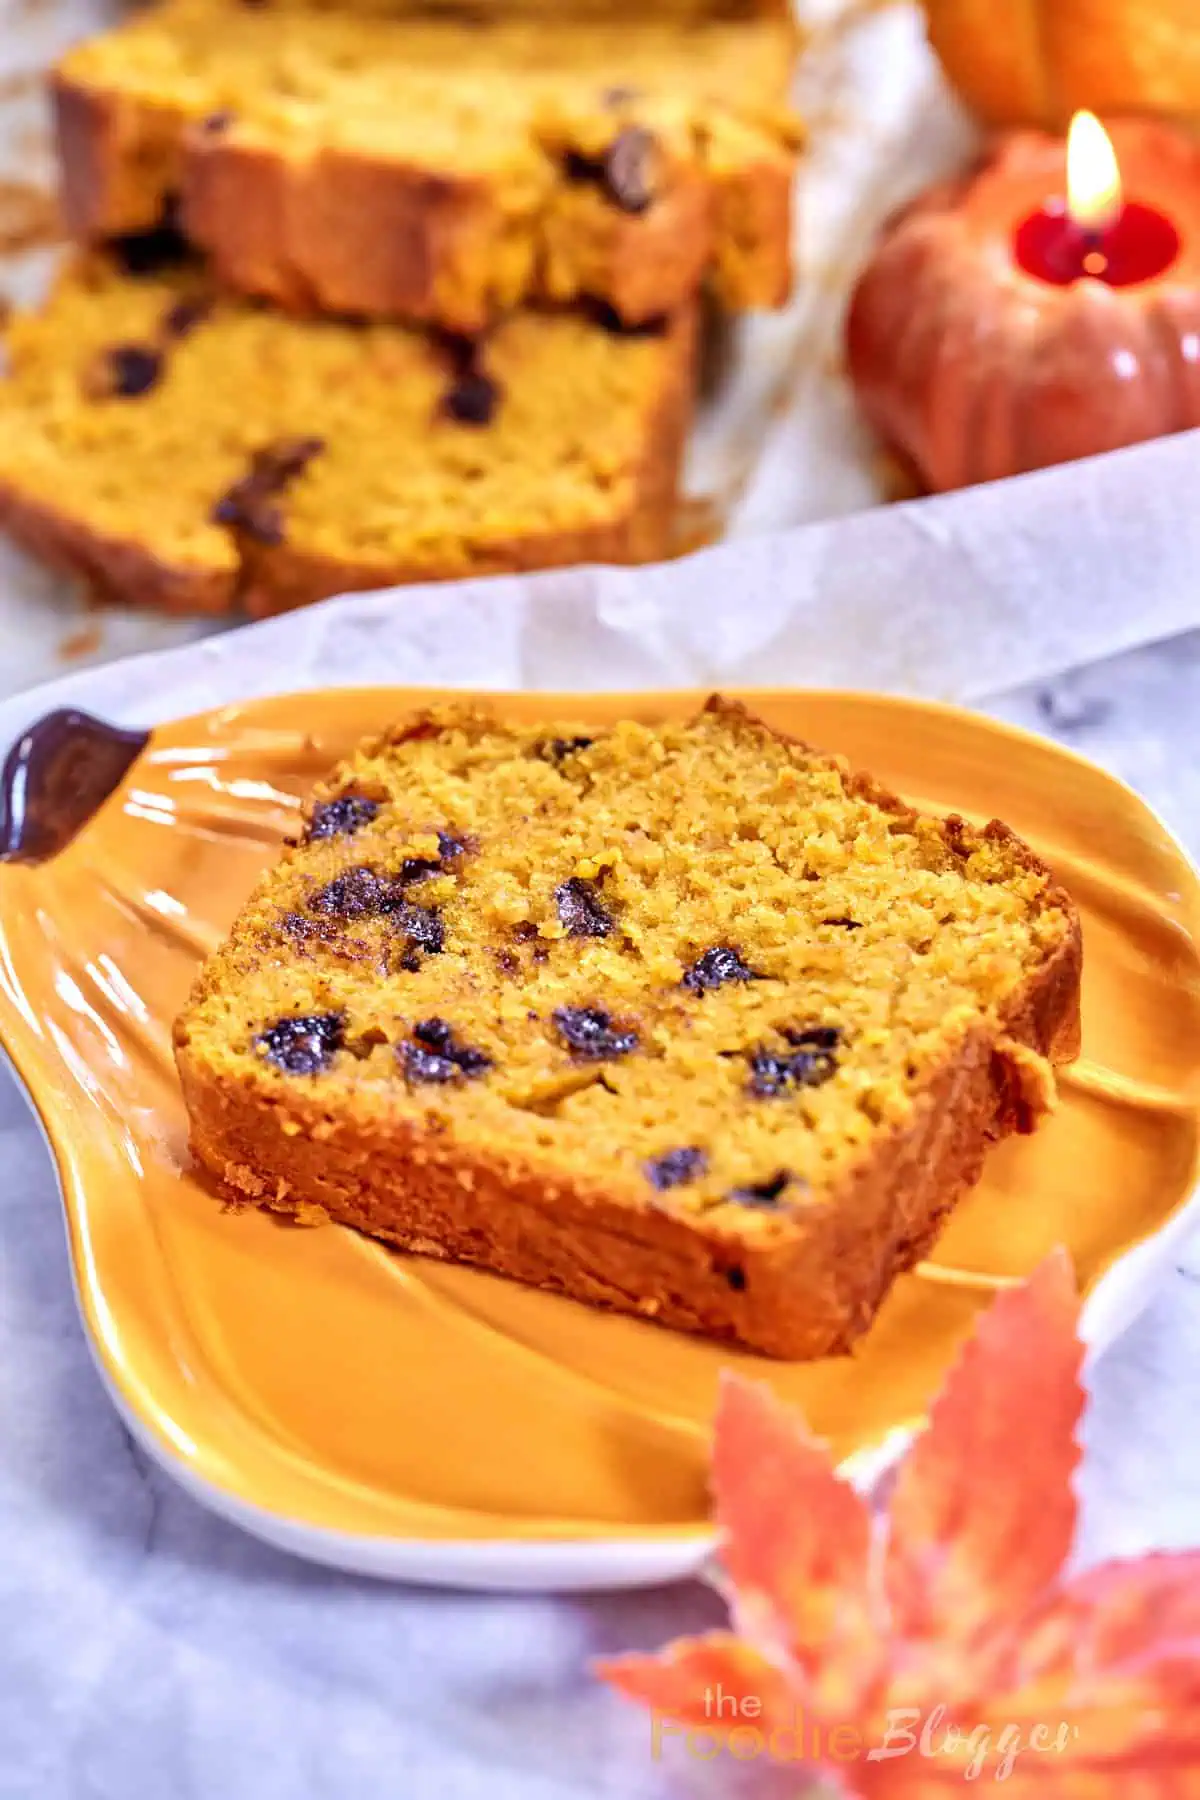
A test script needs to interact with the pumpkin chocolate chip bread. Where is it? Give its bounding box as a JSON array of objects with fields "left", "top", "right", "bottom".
[
  {"left": 54, "top": 0, "right": 802, "bottom": 334},
  {"left": 0, "top": 252, "right": 695, "bottom": 616},
  {"left": 173, "top": 697, "right": 1082, "bottom": 1361}
]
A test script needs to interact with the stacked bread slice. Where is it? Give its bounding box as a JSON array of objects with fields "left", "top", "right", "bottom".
[{"left": 0, "top": 0, "right": 802, "bottom": 616}]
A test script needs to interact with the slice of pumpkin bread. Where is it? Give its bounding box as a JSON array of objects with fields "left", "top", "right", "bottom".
[
  {"left": 174, "top": 698, "right": 1082, "bottom": 1361},
  {"left": 54, "top": 0, "right": 802, "bottom": 334},
  {"left": 0, "top": 252, "right": 695, "bottom": 616}
]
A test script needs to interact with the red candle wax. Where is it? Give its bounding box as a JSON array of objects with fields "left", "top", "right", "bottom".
[{"left": 1015, "top": 199, "right": 1181, "bottom": 287}]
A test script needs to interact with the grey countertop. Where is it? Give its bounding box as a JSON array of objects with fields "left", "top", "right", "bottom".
[{"left": 2, "top": 634, "right": 1200, "bottom": 1800}]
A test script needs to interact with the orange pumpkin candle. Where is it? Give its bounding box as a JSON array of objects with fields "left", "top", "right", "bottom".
[{"left": 846, "top": 116, "right": 1200, "bottom": 492}]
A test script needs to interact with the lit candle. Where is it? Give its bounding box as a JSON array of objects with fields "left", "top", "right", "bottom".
[
  {"left": 845, "top": 116, "right": 1200, "bottom": 491},
  {"left": 1015, "top": 112, "right": 1181, "bottom": 289}
]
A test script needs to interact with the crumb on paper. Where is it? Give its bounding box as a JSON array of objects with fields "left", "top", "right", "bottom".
[
  {"left": 58, "top": 622, "right": 104, "bottom": 661},
  {"left": 0, "top": 180, "right": 62, "bottom": 255},
  {"left": 1036, "top": 683, "right": 1112, "bottom": 735}
]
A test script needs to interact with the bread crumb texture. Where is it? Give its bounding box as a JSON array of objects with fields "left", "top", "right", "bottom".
[
  {"left": 175, "top": 699, "right": 1078, "bottom": 1233},
  {"left": 0, "top": 254, "right": 694, "bottom": 612},
  {"left": 55, "top": 0, "right": 802, "bottom": 328}
]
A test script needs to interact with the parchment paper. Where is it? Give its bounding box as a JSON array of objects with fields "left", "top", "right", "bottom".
[{"left": 0, "top": 0, "right": 1196, "bottom": 709}]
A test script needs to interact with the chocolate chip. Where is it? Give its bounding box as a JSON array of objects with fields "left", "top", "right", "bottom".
[
  {"left": 564, "top": 149, "right": 602, "bottom": 184},
  {"left": 110, "top": 203, "right": 191, "bottom": 278},
  {"left": 438, "top": 330, "right": 479, "bottom": 368},
  {"left": 311, "top": 865, "right": 401, "bottom": 919},
  {"left": 565, "top": 129, "right": 658, "bottom": 214},
  {"left": 682, "top": 946, "right": 761, "bottom": 995},
  {"left": 555, "top": 877, "right": 614, "bottom": 939},
  {"left": 255, "top": 1012, "right": 343, "bottom": 1075},
  {"left": 219, "top": 496, "right": 284, "bottom": 546},
  {"left": 784, "top": 1025, "right": 842, "bottom": 1051},
  {"left": 496, "top": 949, "right": 521, "bottom": 977},
  {"left": 746, "top": 1028, "right": 840, "bottom": 1098},
  {"left": 724, "top": 1266, "right": 747, "bottom": 1291},
  {"left": 645, "top": 1147, "right": 707, "bottom": 1191},
  {"left": 436, "top": 829, "right": 470, "bottom": 861},
  {"left": 262, "top": 437, "right": 325, "bottom": 482},
  {"left": 104, "top": 345, "right": 164, "bottom": 398},
  {"left": 728, "top": 1171, "right": 791, "bottom": 1208},
  {"left": 822, "top": 917, "right": 863, "bottom": 930},
  {"left": 279, "top": 909, "right": 341, "bottom": 943},
  {"left": 400, "top": 1017, "right": 491, "bottom": 1085},
  {"left": 400, "top": 1043, "right": 458, "bottom": 1084},
  {"left": 309, "top": 869, "right": 443, "bottom": 964},
  {"left": 414, "top": 1017, "right": 486, "bottom": 1064},
  {"left": 398, "top": 828, "right": 471, "bottom": 883},
  {"left": 162, "top": 295, "right": 213, "bottom": 339},
  {"left": 584, "top": 300, "right": 669, "bottom": 338},
  {"left": 442, "top": 367, "right": 500, "bottom": 426},
  {"left": 536, "top": 737, "right": 595, "bottom": 764},
  {"left": 306, "top": 794, "right": 380, "bottom": 843},
  {"left": 395, "top": 903, "right": 445, "bottom": 959},
  {"left": 553, "top": 1005, "right": 638, "bottom": 1061},
  {"left": 200, "top": 110, "right": 234, "bottom": 134},
  {"left": 603, "top": 126, "right": 658, "bottom": 213},
  {"left": 396, "top": 854, "right": 442, "bottom": 884},
  {"left": 212, "top": 436, "right": 324, "bottom": 545}
]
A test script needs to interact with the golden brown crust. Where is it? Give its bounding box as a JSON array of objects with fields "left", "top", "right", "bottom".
[
  {"left": 0, "top": 305, "right": 695, "bottom": 618},
  {"left": 174, "top": 698, "right": 1083, "bottom": 1360},
  {"left": 53, "top": 73, "right": 184, "bottom": 240},
  {"left": 52, "top": 70, "right": 795, "bottom": 333},
  {"left": 184, "top": 138, "right": 521, "bottom": 331},
  {"left": 0, "top": 476, "right": 237, "bottom": 614}
]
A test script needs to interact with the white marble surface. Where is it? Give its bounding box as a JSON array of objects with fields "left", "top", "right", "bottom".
[{"left": 2, "top": 634, "right": 1200, "bottom": 1800}]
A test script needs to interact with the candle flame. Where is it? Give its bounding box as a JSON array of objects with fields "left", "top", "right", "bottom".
[{"left": 1067, "top": 111, "right": 1123, "bottom": 234}]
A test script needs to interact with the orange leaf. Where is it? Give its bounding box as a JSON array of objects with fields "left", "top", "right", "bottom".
[
  {"left": 711, "top": 1372, "right": 879, "bottom": 1706},
  {"left": 596, "top": 1631, "right": 797, "bottom": 1735},
  {"left": 884, "top": 1253, "right": 1083, "bottom": 1698},
  {"left": 597, "top": 1265, "right": 1200, "bottom": 1800},
  {"left": 1004, "top": 1551, "right": 1200, "bottom": 1749},
  {"left": 849, "top": 1560, "right": 1200, "bottom": 1793}
]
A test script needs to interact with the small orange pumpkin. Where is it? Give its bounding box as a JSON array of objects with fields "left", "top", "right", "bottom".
[
  {"left": 923, "top": 0, "right": 1200, "bottom": 130},
  {"left": 845, "top": 122, "right": 1200, "bottom": 492}
]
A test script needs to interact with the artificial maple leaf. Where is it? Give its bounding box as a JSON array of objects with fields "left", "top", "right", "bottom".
[
  {"left": 599, "top": 1252, "right": 1200, "bottom": 1795},
  {"left": 710, "top": 1372, "right": 883, "bottom": 1713}
]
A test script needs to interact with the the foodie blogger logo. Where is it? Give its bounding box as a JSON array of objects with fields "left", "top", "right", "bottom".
[{"left": 650, "top": 1687, "right": 1080, "bottom": 1782}]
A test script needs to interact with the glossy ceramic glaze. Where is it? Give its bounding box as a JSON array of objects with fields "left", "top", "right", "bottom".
[
  {"left": 1, "top": 689, "right": 1198, "bottom": 1578},
  {"left": 846, "top": 123, "right": 1200, "bottom": 491}
]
